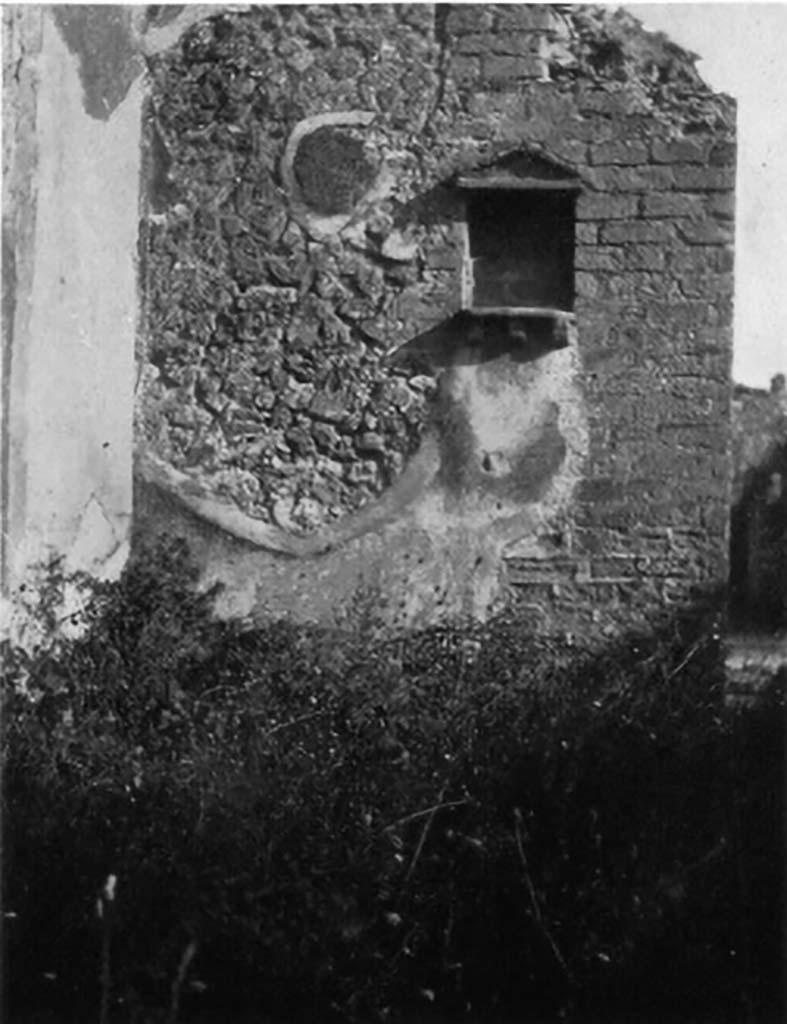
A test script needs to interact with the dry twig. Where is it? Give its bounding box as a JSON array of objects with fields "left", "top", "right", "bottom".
[
  {"left": 513, "top": 808, "right": 574, "bottom": 987},
  {"left": 168, "top": 939, "right": 199, "bottom": 1024},
  {"left": 398, "top": 785, "right": 448, "bottom": 897}
]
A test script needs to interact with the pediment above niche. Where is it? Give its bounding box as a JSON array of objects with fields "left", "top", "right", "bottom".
[{"left": 456, "top": 148, "right": 581, "bottom": 191}]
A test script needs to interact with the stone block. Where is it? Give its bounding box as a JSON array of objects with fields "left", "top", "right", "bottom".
[
  {"left": 672, "top": 165, "right": 735, "bottom": 191},
  {"left": 345, "top": 459, "right": 378, "bottom": 485},
  {"left": 715, "top": 246, "right": 735, "bottom": 273},
  {"left": 574, "top": 87, "right": 615, "bottom": 113},
  {"left": 593, "top": 271, "right": 683, "bottom": 305},
  {"left": 550, "top": 114, "right": 617, "bottom": 144},
  {"left": 464, "top": 89, "right": 524, "bottom": 127},
  {"left": 708, "top": 192, "right": 735, "bottom": 219},
  {"left": 576, "top": 87, "right": 649, "bottom": 117},
  {"left": 623, "top": 244, "right": 667, "bottom": 271},
  {"left": 642, "top": 193, "right": 705, "bottom": 219},
  {"left": 545, "top": 137, "right": 588, "bottom": 165},
  {"left": 445, "top": 5, "right": 494, "bottom": 34},
  {"left": 574, "top": 246, "right": 625, "bottom": 272},
  {"left": 677, "top": 220, "right": 735, "bottom": 245},
  {"left": 625, "top": 298, "right": 727, "bottom": 330},
  {"left": 600, "top": 219, "right": 673, "bottom": 244},
  {"left": 575, "top": 222, "right": 598, "bottom": 245},
  {"left": 455, "top": 30, "right": 539, "bottom": 56},
  {"left": 481, "top": 53, "right": 543, "bottom": 83},
  {"left": 589, "top": 140, "right": 649, "bottom": 165},
  {"left": 309, "top": 393, "right": 347, "bottom": 424},
  {"left": 678, "top": 270, "right": 734, "bottom": 299},
  {"left": 455, "top": 31, "right": 498, "bottom": 54},
  {"left": 284, "top": 426, "right": 316, "bottom": 456},
  {"left": 576, "top": 194, "right": 639, "bottom": 220},
  {"left": 312, "top": 422, "right": 341, "bottom": 452},
  {"left": 709, "top": 141, "right": 736, "bottom": 167},
  {"left": 585, "top": 165, "right": 675, "bottom": 192},
  {"left": 651, "top": 137, "right": 713, "bottom": 164},
  {"left": 524, "top": 85, "right": 586, "bottom": 134},
  {"left": 494, "top": 5, "right": 556, "bottom": 31},
  {"left": 502, "top": 556, "right": 585, "bottom": 585},
  {"left": 356, "top": 432, "right": 386, "bottom": 454},
  {"left": 589, "top": 555, "right": 640, "bottom": 581},
  {"left": 492, "top": 31, "right": 542, "bottom": 56},
  {"left": 574, "top": 271, "right": 599, "bottom": 299}
]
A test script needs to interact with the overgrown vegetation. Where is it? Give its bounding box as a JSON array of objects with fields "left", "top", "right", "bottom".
[{"left": 3, "top": 539, "right": 784, "bottom": 1023}]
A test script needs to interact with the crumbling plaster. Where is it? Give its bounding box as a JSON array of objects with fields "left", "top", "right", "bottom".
[
  {"left": 137, "top": 335, "right": 588, "bottom": 627},
  {"left": 2, "top": 4, "right": 737, "bottom": 642},
  {"left": 1, "top": 5, "right": 239, "bottom": 637}
]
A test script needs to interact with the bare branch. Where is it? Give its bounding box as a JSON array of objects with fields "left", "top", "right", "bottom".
[
  {"left": 513, "top": 808, "right": 575, "bottom": 987},
  {"left": 398, "top": 785, "right": 448, "bottom": 898},
  {"left": 384, "top": 798, "right": 470, "bottom": 831},
  {"left": 168, "top": 939, "right": 199, "bottom": 1024}
]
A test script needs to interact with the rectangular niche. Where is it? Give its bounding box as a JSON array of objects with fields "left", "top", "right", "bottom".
[{"left": 459, "top": 176, "right": 578, "bottom": 319}]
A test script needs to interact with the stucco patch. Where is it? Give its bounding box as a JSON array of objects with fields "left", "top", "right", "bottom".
[{"left": 53, "top": 6, "right": 143, "bottom": 120}]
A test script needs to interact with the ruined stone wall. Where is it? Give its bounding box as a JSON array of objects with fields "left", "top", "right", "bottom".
[
  {"left": 140, "top": 4, "right": 449, "bottom": 533},
  {"left": 137, "top": 4, "right": 736, "bottom": 636}
]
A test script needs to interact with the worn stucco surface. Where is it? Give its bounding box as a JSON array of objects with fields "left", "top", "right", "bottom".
[
  {"left": 2, "top": 7, "right": 143, "bottom": 619},
  {"left": 1, "top": 7, "right": 244, "bottom": 643},
  {"left": 137, "top": 332, "right": 588, "bottom": 626}
]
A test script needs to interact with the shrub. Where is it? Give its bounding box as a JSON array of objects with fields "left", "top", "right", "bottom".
[{"left": 2, "top": 539, "right": 784, "bottom": 1023}]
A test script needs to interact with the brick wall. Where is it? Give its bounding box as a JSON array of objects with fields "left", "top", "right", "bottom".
[{"left": 138, "top": 4, "right": 736, "bottom": 636}]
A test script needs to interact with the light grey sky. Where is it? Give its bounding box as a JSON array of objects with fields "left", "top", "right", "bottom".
[{"left": 623, "top": 2, "right": 787, "bottom": 388}]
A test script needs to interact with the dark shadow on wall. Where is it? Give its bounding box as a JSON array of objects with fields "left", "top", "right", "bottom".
[
  {"left": 388, "top": 311, "right": 569, "bottom": 371},
  {"left": 391, "top": 182, "right": 463, "bottom": 231},
  {"left": 730, "top": 440, "right": 787, "bottom": 631}
]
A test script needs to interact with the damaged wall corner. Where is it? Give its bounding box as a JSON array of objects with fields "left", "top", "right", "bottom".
[
  {"left": 134, "top": 3, "right": 736, "bottom": 639},
  {"left": 1, "top": 5, "right": 221, "bottom": 641},
  {"left": 3, "top": 3, "right": 737, "bottom": 646},
  {"left": 2, "top": 7, "right": 139, "bottom": 620}
]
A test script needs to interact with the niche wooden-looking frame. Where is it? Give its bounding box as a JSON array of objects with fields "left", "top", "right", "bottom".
[{"left": 456, "top": 152, "right": 581, "bottom": 332}]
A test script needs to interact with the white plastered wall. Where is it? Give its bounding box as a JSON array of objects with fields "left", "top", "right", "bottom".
[{"left": 2, "top": 8, "right": 141, "bottom": 638}]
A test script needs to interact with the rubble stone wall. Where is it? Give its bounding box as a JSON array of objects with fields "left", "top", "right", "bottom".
[{"left": 137, "top": 4, "right": 736, "bottom": 635}]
